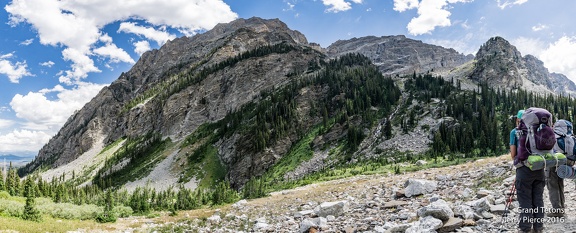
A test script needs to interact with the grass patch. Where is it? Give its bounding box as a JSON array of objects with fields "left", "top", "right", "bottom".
[{"left": 0, "top": 216, "right": 101, "bottom": 233}]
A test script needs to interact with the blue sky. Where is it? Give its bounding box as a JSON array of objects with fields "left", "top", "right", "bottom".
[{"left": 0, "top": 0, "right": 575, "bottom": 155}]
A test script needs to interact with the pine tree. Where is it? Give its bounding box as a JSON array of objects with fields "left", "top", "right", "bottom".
[
  {"left": 6, "top": 162, "right": 20, "bottom": 196},
  {"left": 96, "top": 189, "right": 117, "bottom": 223},
  {"left": 384, "top": 120, "right": 392, "bottom": 139},
  {"left": 0, "top": 166, "right": 5, "bottom": 191},
  {"left": 22, "top": 177, "right": 41, "bottom": 222}
]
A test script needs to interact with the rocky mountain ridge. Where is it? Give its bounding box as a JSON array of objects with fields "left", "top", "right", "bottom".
[
  {"left": 20, "top": 17, "right": 576, "bottom": 194},
  {"left": 468, "top": 36, "right": 576, "bottom": 95},
  {"left": 326, "top": 35, "right": 474, "bottom": 76}
]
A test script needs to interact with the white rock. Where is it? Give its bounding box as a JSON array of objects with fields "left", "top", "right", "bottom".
[
  {"left": 314, "top": 200, "right": 349, "bottom": 217},
  {"left": 404, "top": 179, "right": 437, "bottom": 197}
]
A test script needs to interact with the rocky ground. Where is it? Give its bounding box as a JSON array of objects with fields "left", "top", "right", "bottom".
[{"left": 78, "top": 153, "right": 576, "bottom": 233}]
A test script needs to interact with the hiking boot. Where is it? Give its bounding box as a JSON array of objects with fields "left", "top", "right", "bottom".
[{"left": 546, "top": 212, "right": 564, "bottom": 217}]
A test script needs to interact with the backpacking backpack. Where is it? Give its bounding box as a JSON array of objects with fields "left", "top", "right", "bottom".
[
  {"left": 516, "top": 107, "right": 556, "bottom": 162},
  {"left": 554, "top": 119, "right": 576, "bottom": 161}
]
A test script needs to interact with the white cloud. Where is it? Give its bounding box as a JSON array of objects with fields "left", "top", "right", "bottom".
[
  {"left": 0, "top": 129, "right": 52, "bottom": 153},
  {"left": 118, "top": 22, "right": 176, "bottom": 46},
  {"left": 0, "top": 53, "right": 32, "bottom": 83},
  {"left": 497, "top": 0, "right": 528, "bottom": 9},
  {"left": 10, "top": 82, "right": 106, "bottom": 132},
  {"left": 532, "top": 24, "right": 548, "bottom": 32},
  {"left": 134, "top": 41, "right": 152, "bottom": 56},
  {"left": 6, "top": 0, "right": 238, "bottom": 84},
  {"left": 0, "top": 53, "right": 14, "bottom": 59},
  {"left": 20, "top": 38, "right": 34, "bottom": 46},
  {"left": 40, "top": 61, "right": 55, "bottom": 67},
  {"left": 58, "top": 48, "right": 100, "bottom": 85},
  {"left": 0, "top": 119, "right": 14, "bottom": 129},
  {"left": 93, "top": 37, "right": 135, "bottom": 64},
  {"left": 393, "top": 0, "right": 419, "bottom": 12},
  {"left": 539, "top": 36, "right": 576, "bottom": 84},
  {"left": 284, "top": 2, "right": 295, "bottom": 11},
  {"left": 322, "top": 0, "right": 363, "bottom": 13},
  {"left": 406, "top": 0, "right": 452, "bottom": 35},
  {"left": 394, "top": 0, "right": 472, "bottom": 36}
]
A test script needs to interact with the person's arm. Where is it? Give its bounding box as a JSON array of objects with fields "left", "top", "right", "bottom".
[
  {"left": 509, "top": 129, "right": 517, "bottom": 160},
  {"left": 510, "top": 144, "right": 517, "bottom": 160}
]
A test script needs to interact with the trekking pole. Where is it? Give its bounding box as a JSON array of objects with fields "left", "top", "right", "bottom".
[{"left": 503, "top": 178, "right": 516, "bottom": 219}]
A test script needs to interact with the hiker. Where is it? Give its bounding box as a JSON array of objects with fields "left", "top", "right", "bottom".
[
  {"left": 510, "top": 109, "right": 547, "bottom": 233},
  {"left": 549, "top": 119, "right": 575, "bottom": 217}
]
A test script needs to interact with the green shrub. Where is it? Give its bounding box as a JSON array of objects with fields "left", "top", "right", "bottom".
[
  {"left": 37, "top": 202, "right": 100, "bottom": 220},
  {"left": 95, "top": 211, "right": 117, "bottom": 223},
  {"left": 0, "top": 199, "right": 24, "bottom": 217},
  {"left": 0, "top": 191, "right": 11, "bottom": 199},
  {"left": 113, "top": 206, "right": 133, "bottom": 218}
]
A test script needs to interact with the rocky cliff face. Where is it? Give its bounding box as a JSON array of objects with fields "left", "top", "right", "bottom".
[
  {"left": 326, "top": 35, "right": 474, "bottom": 76},
  {"left": 469, "top": 36, "right": 576, "bottom": 95},
  {"left": 23, "top": 17, "right": 321, "bottom": 174}
]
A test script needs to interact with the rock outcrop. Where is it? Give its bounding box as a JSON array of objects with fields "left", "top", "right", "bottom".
[{"left": 469, "top": 36, "right": 576, "bottom": 95}]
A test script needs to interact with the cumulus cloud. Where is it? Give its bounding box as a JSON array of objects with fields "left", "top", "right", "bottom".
[
  {"left": 134, "top": 41, "right": 152, "bottom": 56},
  {"left": 40, "top": 61, "right": 55, "bottom": 67},
  {"left": 6, "top": 0, "right": 238, "bottom": 84},
  {"left": 0, "top": 129, "right": 52, "bottom": 154},
  {"left": 539, "top": 36, "right": 576, "bottom": 84},
  {"left": 393, "top": 0, "right": 472, "bottom": 36},
  {"left": 322, "top": 0, "right": 363, "bottom": 13},
  {"left": 118, "top": 22, "right": 176, "bottom": 46},
  {"left": 0, "top": 53, "right": 32, "bottom": 83},
  {"left": 497, "top": 0, "right": 528, "bottom": 9},
  {"left": 10, "top": 82, "right": 106, "bottom": 131},
  {"left": 58, "top": 48, "right": 101, "bottom": 84},
  {"left": 393, "top": 0, "right": 419, "bottom": 12},
  {"left": 93, "top": 35, "right": 135, "bottom": 64}
]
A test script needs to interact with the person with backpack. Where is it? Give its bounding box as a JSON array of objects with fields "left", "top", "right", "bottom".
[
  {"left": 511, "top": 108, "right": 553, "bottom": 233},
  {"left": 549, "top": 119, "right": 576, "bottom": 217}
]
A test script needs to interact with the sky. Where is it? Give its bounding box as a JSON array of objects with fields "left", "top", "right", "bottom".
[{"left": 0, "top": 0, "right": 576, "bottom": 156}]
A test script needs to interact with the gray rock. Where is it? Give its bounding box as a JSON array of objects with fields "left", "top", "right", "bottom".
[
  {"left": 465, "top": 197, "right": 491, "bottom": 213},
  {"left": 294, "top": 210, "right": 316, "bottom": 218},
  {"left": 404, "top": 179, "right": 438, "bottom": 197},
  {"left": 299, "top": 217, "right": 328, "bottom": 233},
  {"left": 405, "top": 216, "right": 443, "bottom": 233},
  {"left": 453, "top": 204, "right": 475, "bottom": 220},
  {"left": 417, "top": 199, "right": 454, "bottom": 221},
  {"left": 207, "top": 215, "right": 221, "bottom": 224},
  {"left": 383, "top": 200, "right": 409, "bottom": 208},
  {"left": 314, "top": 201, "right": 349, "bottom": 217},
  {"left": 438, "top": 217, "right": 464, "bottom": 232},
  {"left": 489, "top": 204, "right": 507, "bottom": 214}
]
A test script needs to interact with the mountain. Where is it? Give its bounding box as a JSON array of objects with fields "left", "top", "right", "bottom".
[
  {"left": 19, "top": 17, "right": 576, "bottom": 192},
  {"left": 326, "top": 35, "right": 474, "bottom": 76},
  {"left": 467, "top": 36, "right": 576, "bottom": 95}
]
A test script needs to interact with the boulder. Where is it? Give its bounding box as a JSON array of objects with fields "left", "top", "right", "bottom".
[
  {"left": 438, "top": 217, "right": 464, "bottom": 232},
  {"left": 404, "top": 179, "right": 437, "bottom": 197},
  {"left": 406, "top": 216, "right": 443, "bottom": 233},
  {"left": 314, "top": 201, "right": 349, "bottom": 217},
  {"left": 417, "top": 199, "right": 454, "bottom": 221}
]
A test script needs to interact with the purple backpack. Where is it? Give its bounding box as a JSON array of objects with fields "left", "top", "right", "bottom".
[{"left": 516, "top": 107, "right": 555, "bottom": 162}]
